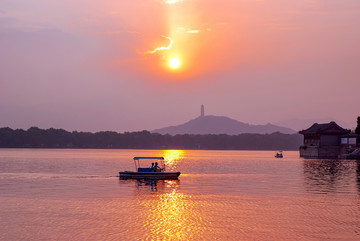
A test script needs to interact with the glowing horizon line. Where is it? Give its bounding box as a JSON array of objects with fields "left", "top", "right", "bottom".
[{"left": 144, "top": 35, "right": 173, "bottom": 55}]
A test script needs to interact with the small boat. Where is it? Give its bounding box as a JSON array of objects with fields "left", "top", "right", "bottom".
[
  {"left": 275, "top": 151, "right": 283, "bottom": 158},
  {"left": 119, "top": 157, "right": 181, "bottom": 180}
]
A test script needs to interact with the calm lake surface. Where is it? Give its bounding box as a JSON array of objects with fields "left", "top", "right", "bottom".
[{"left": 1, "top": 149, "right": 360, "bottom": 240}]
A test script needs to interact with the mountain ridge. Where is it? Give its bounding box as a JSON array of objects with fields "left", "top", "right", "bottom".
[{"left": 152, "top": 115, "right": 296, "bottom": 135}]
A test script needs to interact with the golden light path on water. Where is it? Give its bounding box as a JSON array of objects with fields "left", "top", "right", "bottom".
[
  {"left": 136, "top": 184, "right": 205, "bottom": 240},
  {"left": 158, "top": 150, "right": 185, "bottom": 171},
  {"left": 135, "top": 150, "right": 201, "bottom": 239}
]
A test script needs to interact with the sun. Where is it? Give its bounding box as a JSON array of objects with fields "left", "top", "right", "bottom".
[{"left": 169, "top": 57, "right": 180, "bottom": 69}]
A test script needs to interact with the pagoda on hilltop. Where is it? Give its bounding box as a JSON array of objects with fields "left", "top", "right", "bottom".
[{"left": 200, "top": 104, "right": 204, "bottom": 118}]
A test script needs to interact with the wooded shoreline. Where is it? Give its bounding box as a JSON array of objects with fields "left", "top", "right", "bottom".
[{"left": 0, "top": 127, "right": 302, "bottom": 150}]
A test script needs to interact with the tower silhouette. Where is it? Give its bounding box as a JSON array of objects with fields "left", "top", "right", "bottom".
[{"left": 201, "top": 104, "right": 204, "bottom": 117}]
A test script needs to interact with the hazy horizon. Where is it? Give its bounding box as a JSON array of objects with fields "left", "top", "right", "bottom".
[
  {"left": 1, "top": 0, "right": 359, "bottom": 132},
  {"left": 0, "top": 112, "right": 356, "bottom": 133}
]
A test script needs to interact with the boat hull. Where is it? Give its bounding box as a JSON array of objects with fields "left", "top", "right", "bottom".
[{"left": 119, "top": 171, "right": 181, "bottom": 180}]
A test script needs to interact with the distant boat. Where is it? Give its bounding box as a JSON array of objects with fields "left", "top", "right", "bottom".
[
  {"left": 119, "top": 157, "right": 181, "bottom": 180},
  {"left": 275, "top": 151, "right": 283, "bottom": 158}
]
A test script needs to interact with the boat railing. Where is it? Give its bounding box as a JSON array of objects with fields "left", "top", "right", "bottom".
[
  {"left": 138, "top": 168, "right": 154, "bottom": 173},
  {"left": 133, "top": 157, "right": 166, "bottom": 172}
]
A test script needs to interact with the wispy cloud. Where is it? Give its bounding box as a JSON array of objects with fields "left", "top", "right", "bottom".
[
  {"left": 186, "top": 29, "right": 200, "bottom": 34},
  {"left": 87, "top": 29, "right": 142, "bottom": 36},
  {"left": 144, "top": 35, "right": 173, "bottom": 54},
  {"left": 163, "top": 0, "right": 184, "bottom": 5}
]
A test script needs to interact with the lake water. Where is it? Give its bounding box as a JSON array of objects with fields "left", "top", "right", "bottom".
[{"left": 1, "top": 149, "right": 359, "bottom": 240}]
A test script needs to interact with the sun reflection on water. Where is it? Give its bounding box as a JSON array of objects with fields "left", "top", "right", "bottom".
[
  {"left": 131, "top": 177, "right": 206, "bottom": 240},
  {"left": 144, "top": 188, "right": 203, "bottom": 239},
  {"left": 158, "top": 150, "right": 186, "bottom": 171}
]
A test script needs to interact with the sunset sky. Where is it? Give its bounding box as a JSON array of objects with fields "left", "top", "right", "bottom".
[{"left": 1, "top": 0, "right": 359, "bottom": 132}]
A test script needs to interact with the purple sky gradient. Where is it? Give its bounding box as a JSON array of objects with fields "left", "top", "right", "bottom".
[{"left": 0, "top": 0, "right": 359, "bottom": 132}]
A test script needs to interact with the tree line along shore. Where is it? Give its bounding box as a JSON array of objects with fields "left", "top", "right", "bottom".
[{"left": 0, "top": 127, "right": 302, "bottom": 150}]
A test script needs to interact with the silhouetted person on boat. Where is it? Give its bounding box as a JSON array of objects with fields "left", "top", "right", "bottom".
[
  {"left": 150, "top": 163, "right": 155, "bottom": 171},
  {"left": 154, "top": 162, "right": 160, "bottom": 172}
]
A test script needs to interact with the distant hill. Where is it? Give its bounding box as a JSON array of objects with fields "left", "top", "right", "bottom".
[{"left": 152, "top": 115, "right": 296, "bottom": 135}]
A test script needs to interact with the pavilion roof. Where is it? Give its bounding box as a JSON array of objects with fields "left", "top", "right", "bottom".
[{"left": 299, "top": 121, "right": 350, "bottom": 135}]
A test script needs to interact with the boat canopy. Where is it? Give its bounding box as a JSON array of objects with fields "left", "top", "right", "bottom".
[{"left": 133, "top": 157, "right": 164, "bottom": 160}]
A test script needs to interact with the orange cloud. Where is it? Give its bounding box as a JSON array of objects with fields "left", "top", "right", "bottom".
[{"left": 144, "top": 35, "right": 173, "bottom": 55}]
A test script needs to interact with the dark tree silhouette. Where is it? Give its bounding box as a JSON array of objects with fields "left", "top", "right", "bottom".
[
  {"left": 355, "top": 116, "right": 360, "bottom": 135},
  {"left": 0, "top": 127, "right": 303, "bottom": 150}
]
